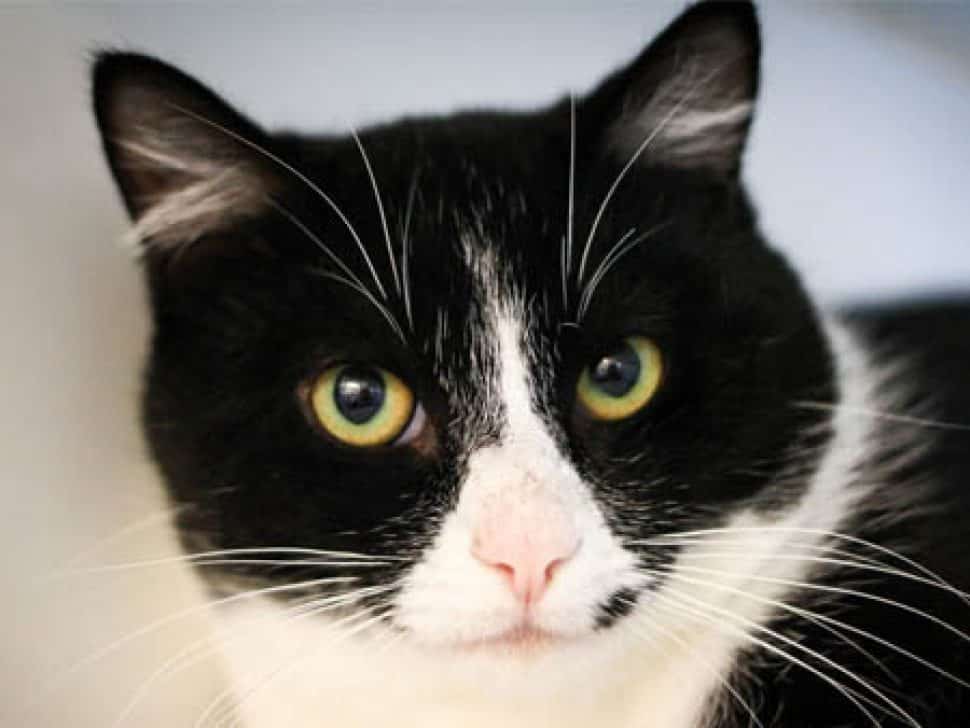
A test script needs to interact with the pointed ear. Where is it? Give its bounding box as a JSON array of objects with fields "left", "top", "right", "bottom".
[
  {"left": 585, "top": 1, "right": 760, "bottom": 176},
  {"left": 92, "top": 52, "right": 277, "bottom": 249}
]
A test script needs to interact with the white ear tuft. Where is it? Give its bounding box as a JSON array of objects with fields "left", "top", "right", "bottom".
[
  {"left": 116, "top": 140, "right": 268, "bottom": 250},
  {"left": 601, "top": 1, "right": 760, "bottom": 175},
  {"left": 93, "top": 52, "right": 275, "bottom": 251}
]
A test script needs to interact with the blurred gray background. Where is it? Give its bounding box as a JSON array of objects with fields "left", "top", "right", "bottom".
[{"left": 2, "top": 3, "right": 969, "bottom": 726}]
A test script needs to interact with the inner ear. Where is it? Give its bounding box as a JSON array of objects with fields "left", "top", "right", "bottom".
[
  {"left": 92, "top": 52, "right": 277, "bottom": 249},
  {"left": 585, "top": 1, "right": 760, "bottom": 176}
]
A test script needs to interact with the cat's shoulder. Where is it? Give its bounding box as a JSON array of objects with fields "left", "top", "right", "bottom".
[{"left": 841, "top": 295, "right": 970, "bottom": 365}]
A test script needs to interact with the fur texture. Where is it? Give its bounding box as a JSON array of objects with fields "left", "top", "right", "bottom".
[{"left": 91, "top": 2, "right": 970, "bottom": 726}]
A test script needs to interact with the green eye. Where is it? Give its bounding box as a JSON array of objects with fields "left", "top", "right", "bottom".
[
  {"left": 577, "top": 336, "right": 663, "bottom": 421},
  {"left": 310, "top": 364, "right": 416, "bottom": 447}
]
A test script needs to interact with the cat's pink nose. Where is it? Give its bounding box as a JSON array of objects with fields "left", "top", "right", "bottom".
[{"left": 471, "top": 500, "right": 580, "bottom": 606}]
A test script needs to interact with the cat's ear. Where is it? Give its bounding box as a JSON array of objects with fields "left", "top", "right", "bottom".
[
  {"left": 584, "top": 0, "right": 760, "bottom": 176},
  {"left": 92, "top": 52, "right": 276, "bottom": 249}
]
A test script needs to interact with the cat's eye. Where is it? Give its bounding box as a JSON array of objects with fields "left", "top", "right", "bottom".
[
  {"left": 577, "top": 336, "right": 663, "bottom": 421},
  {"left": 309, "top": 364, "right": 422, "bottom": 447}
]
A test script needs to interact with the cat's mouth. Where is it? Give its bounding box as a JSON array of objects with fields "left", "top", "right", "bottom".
[{"left": 447, "top": 624, "right": 574, "bottom": 656}]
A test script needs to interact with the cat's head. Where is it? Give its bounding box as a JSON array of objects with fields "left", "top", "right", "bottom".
[{"left": 93, "top": 0, "right": 836, "bottom": 659}]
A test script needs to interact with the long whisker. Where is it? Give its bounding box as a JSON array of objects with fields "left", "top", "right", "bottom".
[
  {"left": 575, "top": 79, "right": 697, "bottom": 287},
  {"left": 165, "top": 102, "right": 387, "bottom": 299},
  {"left": 227, "top": 609, "right": 392, "bottom": 728},
  {"left": 577, "top": 225, "right": 634, "bottom": 313},
  {"left": 311, "top": 270, "right": 407, "bottom": 343},
  {"left": 48, "top": 547, "right": 401, "bottom": 578},
  {"left": 24, "top": 576, "right": 359, "bottom": 718},
  {"left": 153, "top": 558, "right": 392, "bottom": 570},
  {"left": 637, "top": 526, "right": 967, "bottom": 604},
  {"left": 577, "top": 222, "right": 669, "bottom": 320},
  {"left": 650, "top": 592, "right": 889, "bottom": 728},
  {"left": 647, "top": 568, "right": 895, "bottom": 684},
  {"left": 794, "top": 400, "right": 970, "bottom": 433},
  {"left": 110, "top": 589, "right": 374, "bottom": 728},
  {"left": 191, "top": 597, "right": 378, "bottom": 728},
  {"left": 669, "top": 563, "right": 970, "bottom": 645},
  {"left": 621, "top": 596, "right": 765, "bottom": 728},
  {"left": 562, "top": 94, "right": 576, "bottom": 309},
  {"left": 643, "top": 566, "right": 970, "bottom": 691},
  {"left": 60, "top": 505, "right": 187, "bottom": 569},
  {"left": 650, "top": 547, "right": 970, "bottom": 603},
  {"left": 202, "top": 596, "right": 393, "bottom": 727},
  {"left": 198, "top": 607, "right": 356, "bottom": 728},
  {"left": 655, "top": 586, "right": 923, "bottom": 727},
  {"left": 635, "top": 536, "right": 896, "bottom": 574},
  {"left": 351, "top": 129, "right": 399, "bottom": 297},
  {"left": 400, "top": 167, "right": 420, "bottom": 331},
  {"left": 270, "top": 201, "right": 372, "bottom": 294}
]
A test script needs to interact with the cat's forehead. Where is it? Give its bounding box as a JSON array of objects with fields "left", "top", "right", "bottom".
[{"left": 416, "top": 231, "right": 555, "bottom": 446}]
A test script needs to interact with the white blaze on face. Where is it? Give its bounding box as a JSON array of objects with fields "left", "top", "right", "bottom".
[{"left": 395, "top": 296, "right": 642, "bottom": 645}]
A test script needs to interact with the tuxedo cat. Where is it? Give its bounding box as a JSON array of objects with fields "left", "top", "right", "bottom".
[{"left": 92, "top": 1, "right": 970, "bottom": 725}]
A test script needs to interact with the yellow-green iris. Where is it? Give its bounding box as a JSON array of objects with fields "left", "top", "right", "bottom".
[
  {"left": 310, "top": 364, "right": 414, "bottom": 447},
  {"left": 577, "top": 336, "right": 663, "bottom": 421}
]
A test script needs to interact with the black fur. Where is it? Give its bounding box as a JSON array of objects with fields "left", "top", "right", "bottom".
[
  {"left": 718, "top": 299, "right": 970, "bottom": 727},
  {"left": 91, "top": 1, "right": 970, "bottom": 724}
]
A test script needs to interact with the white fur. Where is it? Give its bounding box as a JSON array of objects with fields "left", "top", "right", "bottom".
[
  {"left": 397, "top": 309, "right": 642, "bottom": 643},
  {"left": 213, "top": 316, "right": 877, "bottom": 727},
  {"left": 118, "top": 138, "right": 268, "bottom": 248}
]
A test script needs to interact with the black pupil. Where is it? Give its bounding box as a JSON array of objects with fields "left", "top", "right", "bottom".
[
  {"left": 590, "top": 341, "right": 640, "bottom": 398},
  {"left": 334, "top": 366, "right": 386, "bottom": 424}
]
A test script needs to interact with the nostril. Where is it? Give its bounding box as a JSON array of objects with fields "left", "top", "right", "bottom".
[
  {"left": 544, "top": 556, "right": 567, "bottom": 586},
  {"left": 492, "top": 561, "right": 516, "bottom": 582}
]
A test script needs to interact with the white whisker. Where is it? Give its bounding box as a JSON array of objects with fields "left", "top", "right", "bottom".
[
  {"left": 622, "top": 596, "right": 765, "bottom": 728},
  {"left": 578, "top": 225, "right": 634, "bottom": 314},
  {"left": 670, "top": 563, "right": 970, "bottom": 645},
  {"left": 202, "top": 594, "right": 393, "bottom": 727},
  {"left": 61, "top": 504, "right": 186, "bottom": 569},
  {"left": 351, "top": 128, "right": 399, "bottom": 297},
  {"left": 401, "top": 168, "right": 420, "bottom": 330},
  {"left": 639, "top": 526, "right": 969, "bottom": 606},
  {"left": 636, "top": 536, "right": 894, "bottom": 573},
  {"left": 23, "top": 576, "right": 358, "bottom": 719},
  {"left": 576, "top": 223, "right": 669, "bottom": 320},
  {"left": 270, "top": 201, "right": 371, "bottom": 294},
  {"left": 650, "top": 592, "right": 890, "bottom": 727},
  {"left": 794, "top": 400, "right": 970, "bottom": 433},
  {"left": 562, "top": 94, "right": 576, "bottom": 309},
  {"left": 165, "top": 102, "right": 387, "bottom": 299},
  {"left": 110, "top": 590, "right": 357, "bottom": 727},
  {"left": 48, "top": 546, "right": 400, "bottom": 579},
  {"left": 178, "top": 558, "right": 392, "bottom": 570},
  {"left": 656, "top": 548, "right": 970, "bottom": 603},
  {"left": 644, "top": 566, "right": 969, "bottom": 691},
  {"left": 577, "top": 222, "right": 669, "bottom": 320},
  {"left": 576, "top": 82, "right": 694, "bottom": 288},
  {"left": 312, "top": 270, "right": 407, "bottom": 343},
  {"left": 643, "top": 567, "right": 896, "bottom": 685}
]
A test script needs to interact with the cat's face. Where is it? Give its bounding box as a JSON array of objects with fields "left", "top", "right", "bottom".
[{"left": 95, "top": 2, "right": 834, "bottom": 657}]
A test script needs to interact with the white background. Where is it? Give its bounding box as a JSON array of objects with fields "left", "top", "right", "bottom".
[{"left": 2, "top": 3, "right": 969, "bottom": 725}]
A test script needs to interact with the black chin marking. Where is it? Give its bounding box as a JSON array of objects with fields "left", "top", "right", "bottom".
[{"left": 594, "top": 587, "right": 641, "bottom": 629}]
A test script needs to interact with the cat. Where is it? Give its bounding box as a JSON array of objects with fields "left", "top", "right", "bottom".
[{"left": 91, "top": 1, "right": 970, "bottom": 726}]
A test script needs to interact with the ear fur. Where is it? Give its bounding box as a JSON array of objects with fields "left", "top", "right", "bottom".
[
  {"left": 589, "top": 1, "right": 760, "bottom": 176},
  {"left": 92, "top": 52, "right": 276, "bottom": 249}
]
